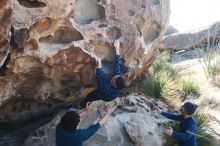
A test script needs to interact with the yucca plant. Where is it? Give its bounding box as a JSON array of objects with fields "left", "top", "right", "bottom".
[{"left": 165, "top": 112, "right": 215, "bottom": 146}]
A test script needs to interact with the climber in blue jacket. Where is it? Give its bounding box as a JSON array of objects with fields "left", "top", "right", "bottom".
[
  {"left": 81, "top": 40, "right": 126, "bottom": 108},
  {"left": 154, "top": 102, "right": 198, "bottom": 146},
  {"left": 56, "top": 103, "right": 116, "bottom": 146}
]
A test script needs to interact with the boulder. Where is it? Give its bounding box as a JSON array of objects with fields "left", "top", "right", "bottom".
[
  {"left": 165, "top": 25, "right": 178, "bottom": 36},
  {"left": 0, "top": 0, "right": 11, "bottom": 68},
  {"left": 159, "top": 22, "right": 220, "bottom": 51},
  {"left": 0, "top": 0, "right": 170, "bottom": 142},
  {"left": 24, "top": 94, "right": 169, "bottom": 146}
]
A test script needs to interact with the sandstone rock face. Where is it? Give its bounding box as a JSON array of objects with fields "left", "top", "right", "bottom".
[
  {"left": 0, "top": 0, "right": 11, "bottom": 68},
  {"left": 159, "top": 22, "right": 220, "bottom": 51},
  {"left": 0, "top": 0, "right": 170, "bottom": 140},
  {"left": 24, "top": 94, "right": 169, "bottom": 146}
]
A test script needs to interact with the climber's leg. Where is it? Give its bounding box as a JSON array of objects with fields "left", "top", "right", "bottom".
[{"left": 80, "top": 89, "right": 103, "bottom": 108}]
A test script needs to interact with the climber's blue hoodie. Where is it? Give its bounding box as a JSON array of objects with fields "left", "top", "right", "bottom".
[
  {"left": 161, "top": 112, "right": 197, "bottom": 146},
  {"left": 56, "top": 123, "right": 100, "bottom": 146},
  {"left": 96, "top": 55, "right": 121, "bottom": 101}
]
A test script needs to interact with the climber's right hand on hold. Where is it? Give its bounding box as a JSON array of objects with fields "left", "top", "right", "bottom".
[
  {"left": 97, "top": 58, "right": 102, "bottom": 68},
  {"left": 114, "top": 40, "right": 120, "bottom": 55}
]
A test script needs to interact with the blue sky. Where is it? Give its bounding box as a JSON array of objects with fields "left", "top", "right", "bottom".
[{"left": 170, "top": 0, "right": 220, "bottom": 32}]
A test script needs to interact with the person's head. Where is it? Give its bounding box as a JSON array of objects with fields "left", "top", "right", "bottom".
[
  {"left": 180, "top": 102, "right": 198, "bottom": 116},
  {"left": 61, "top": 110, "right": 80, "bottom": 132},
  {"left": 111, "top": 75, "right": 126, "bottom": 90}
]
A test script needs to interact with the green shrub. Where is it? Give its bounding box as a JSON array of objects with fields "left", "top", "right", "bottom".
[
  {"left": 180, "top": 80, "right": 200, "bottom": 100},
  {"left": 196, "top": 43, "right": 220, "bottom": 84},
  {"left": 165, "top": 112, "right": 215, "bottom": 146},
  {"left": 141, "top": 53, "right": 177, "bottom": 99},
  {"left": 208, "top": 63, "right": 220, "bottom": 78},
  {"left": 206, "top": 47, "right": 220, "bottom": 78},
  {"left": 141, "top": 75, "right": 168, "bottom": 99},
  {"left": 194, "top": 112, "right": 215, "bottom": 146},
  {"left": 149, "top": 53, "right": 177, "bottom": 78}
]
